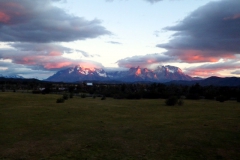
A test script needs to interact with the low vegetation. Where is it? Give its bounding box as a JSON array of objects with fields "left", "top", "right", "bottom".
[{"left": 1, "top": 92, "right": 240, "bottom": 159}]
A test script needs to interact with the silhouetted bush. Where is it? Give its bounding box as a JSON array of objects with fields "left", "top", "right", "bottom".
[
  {"left": 69, "top": 93, "right": 73, "bottom": 98},
  {"left": 56, "top": 98, "right": 65, "bottom": 103},
  {"left": 63, "top": 93, "right": 68, "bottom": 100},
  {"left": 165, "top": 96, "right": 178, "bottom": 106},
  {"left": 42, "top": 88, "right": 51, "bottom": 94},
  {"left": 101, "top": 95, "right": 106, "bottom": 100},
  {"left": 178, "top": 99, "right": 184, "bottom": 106}
]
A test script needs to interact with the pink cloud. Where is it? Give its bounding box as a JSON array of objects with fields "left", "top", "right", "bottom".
[
  {"left": 0, "top": 43, "right": 103, "bottom": 71},
  {"left": 186, "top": 68, "right": 223, "bottom": 78},
  {"left": 185, "top": 61, "right": 240, "bottom": 77},
  {"left": 167, "top": 49, "right": 236, "bottom": 63},
  {"left": 0, "top": 12, "right": 10, "bottom": 23},
  {"left": 224, "top": 13, "right": 240, "bottom": 20}
]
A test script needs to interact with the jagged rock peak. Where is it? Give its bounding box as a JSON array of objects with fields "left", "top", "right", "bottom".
[{"left": 154, "top": 65, "right": 183, "bottom": 73}]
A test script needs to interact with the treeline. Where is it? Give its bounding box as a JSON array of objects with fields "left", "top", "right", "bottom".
[
  {"left": 1, "top": 79, "right": 240, "bottom": 102},
  {"left": 86, "top": 83, "right": 240, "bottom": 102}
]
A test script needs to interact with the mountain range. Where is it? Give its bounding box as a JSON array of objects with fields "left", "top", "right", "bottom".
[
  {"left": 46, "top": 65, "right": 199, "bottom": 82},
  {"left": 0, "top": 74, "right": 24, "bottom": 79},
  {"left": 1, "top": 66, "right": 240, "bottom": 86}
]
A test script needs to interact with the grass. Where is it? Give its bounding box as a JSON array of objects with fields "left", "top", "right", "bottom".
[{"left": 0, "top": 92, "right": 240, "bottom": 160}]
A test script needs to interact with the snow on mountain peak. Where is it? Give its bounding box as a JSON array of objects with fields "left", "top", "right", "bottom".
[
  {"left": 46, "top": 65, "right": 193, "bottom": 82},
  {"left": 164, "top": 65, "right": 182, "bottom": 73}
]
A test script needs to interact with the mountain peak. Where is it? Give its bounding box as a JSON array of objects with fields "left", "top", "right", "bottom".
[{"left": 46, "top": 65, "right": 194, "bottom": 82}]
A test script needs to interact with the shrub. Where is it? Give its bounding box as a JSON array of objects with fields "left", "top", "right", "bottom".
[
  {"left": 165, "top": 96, "right": 178, "bottom": 106},
  {"left": 56, "top": 98, "right": 65, "bottom": 103},
  {"left": 178, "top": 99, "right": 184, "bottom": 106},
  {"left": 69, "top": 93, "right": 74, "bottom": 98},
  {"left": 63, "top": 94, "right": 68, "bottom": 100},
  {"left": 101, "top": 95, "right": 106, "bottom": 100}
]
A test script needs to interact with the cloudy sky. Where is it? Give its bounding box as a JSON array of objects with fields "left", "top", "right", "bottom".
[{"left": 0, "top": 0, "right": 240, "bottom": 79}]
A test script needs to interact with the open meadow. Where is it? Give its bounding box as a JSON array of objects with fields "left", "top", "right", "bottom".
[{"left": 0, "top": 92, "right": 240, "bottom": 160}]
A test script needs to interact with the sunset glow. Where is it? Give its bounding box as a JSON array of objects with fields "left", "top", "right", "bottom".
[
  {"left": 0, "top": 0, "right": 240, "bottom": 79},
  {"left": 0, "top": 12, "right": 10, "bottom": 23}
]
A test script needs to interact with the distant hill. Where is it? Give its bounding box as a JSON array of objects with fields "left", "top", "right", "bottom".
[
  {"left": 0, "top": 74, "right": 24, "bottom": 79},
  {"left": 168, "top": 76, "right": 240, "bottom": 86}
]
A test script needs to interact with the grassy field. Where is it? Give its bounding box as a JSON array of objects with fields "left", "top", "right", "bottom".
[{"left": 0, "top": 92, "right": 240, "bottom": 160}]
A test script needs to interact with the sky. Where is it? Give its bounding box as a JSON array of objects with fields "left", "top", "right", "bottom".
[{"left": 0, "top": 0, "right": 240, "bottom": 79}]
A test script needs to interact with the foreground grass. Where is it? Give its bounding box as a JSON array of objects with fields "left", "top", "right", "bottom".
[{"left": 0, "top": 92, "right": 240, "bottom": 160}]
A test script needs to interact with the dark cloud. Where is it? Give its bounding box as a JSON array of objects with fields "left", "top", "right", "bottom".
[
  {"left": 0, "top": 43, "right": 104, "bottom": 71},
  {"left": 0, "top": 59, "right": 54, "bottom": 79},
  {"left": 157, "top": 0, "right": 240, "bottom": 63},
  {"left": 231, "top": 70, "right": 240, "bottom": 75},
  {"left": 0, "top": 0, "right": 111, "bottom": 43},
  {"left": 10, "top": 43, "right": 71, "bottom": 54},
  {"left": 185, "top": 60, "right": 240, "bottom": 77},
  {"left": 117, "top": 53, "right": 172, "bottom": 68}
]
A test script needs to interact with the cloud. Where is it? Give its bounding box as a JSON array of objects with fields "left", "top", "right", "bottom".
[
  {"left": 231, "top": 70, "right": 240, "bottom": 75},
  {"left": 145, "top": 0, "right": 163, "bottom": 4},
  {"left": 153, "top": 30, "right": 160, "bottom": 37},
  {"left": 0, "top": 0, "right": 111, "bottom": 43},
  {"left": 117, "top": 53, "right": 172, "bottom": 68},
  {"left": 107, "top": 41, "right": 122, "bottom": 45},
  {"left": 0, "top": 59, "right": 55, "bottom": 79},
  {"left": 106, "top": 0, "right": 163, "bottom": 3},
  {"left": 185, "top": 60, "right": 240, "bottom": 77},
  {"left": 157, "top": 0, "right": 240, "bottom": 63},
  {"left": 0, "top": 43, "right": 104, "bottom": 72}
]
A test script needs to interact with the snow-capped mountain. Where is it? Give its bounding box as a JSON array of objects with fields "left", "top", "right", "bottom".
[
  {"left": 46, "top": 66, "right": 109, "bottom": 82},
  {"left": 107, "top": 65, "right": 193, "bottom": 82},
  {"left": 46, "top": 65, "right": 196, "bottom": 82},
  {"left": 0, "top": 74, "right": 24, "bottom": 79}
]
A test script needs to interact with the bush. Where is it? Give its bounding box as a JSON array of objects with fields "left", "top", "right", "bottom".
[
  {"left": 165, "top": 96, "right": 178, "bottom": 106},
  {"left": 101, "top": 95, "right": 106, "bottom": 100},
  {"left": 69, "top": 93, "right": 74, "bottom": 98},
  {"left": 56, "top": 98, "right": 65, "bottom": 103},
  {"left": 178, "top": 99, "right": 184, "bottom": 106},
  {"left": 63, "top": 94, "right": 68, "bottom": 100}
]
